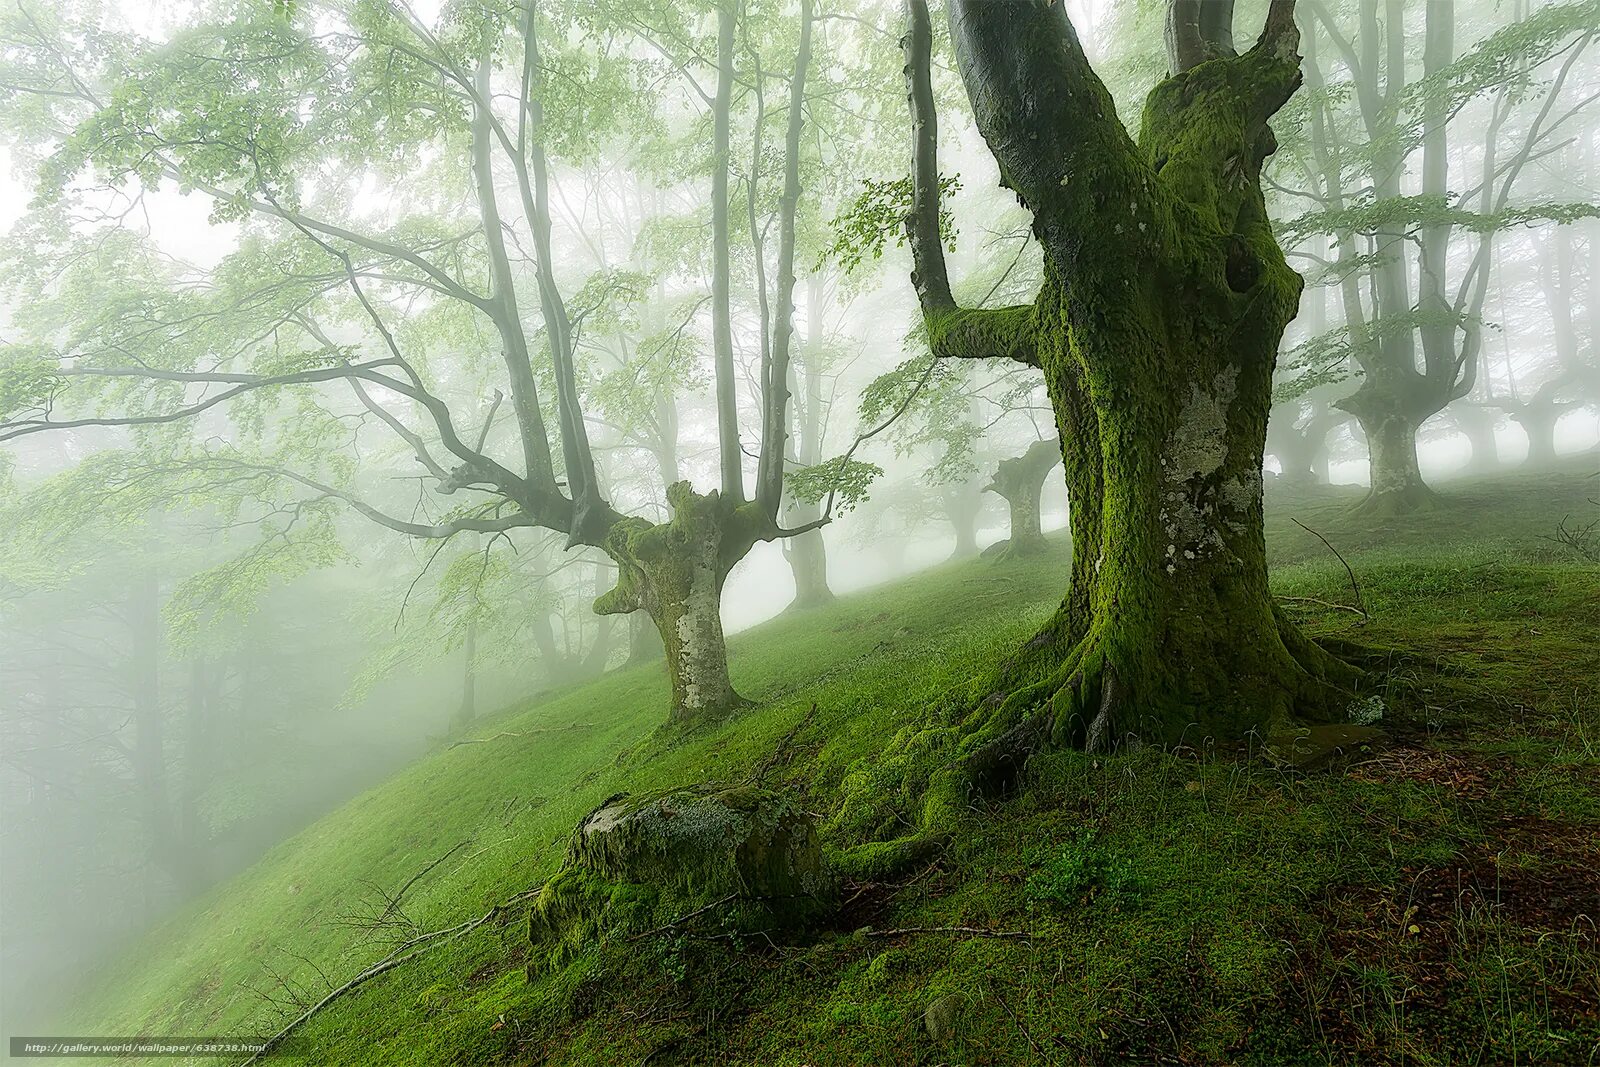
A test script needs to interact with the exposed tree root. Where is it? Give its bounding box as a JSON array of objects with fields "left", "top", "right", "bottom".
[{"left": 832, "top": 611, "right": 1362, "bottom": 883}]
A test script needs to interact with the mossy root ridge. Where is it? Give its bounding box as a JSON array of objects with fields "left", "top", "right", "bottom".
[{"left": 830, "top": 599, "right": 1362, "bottom": 884}]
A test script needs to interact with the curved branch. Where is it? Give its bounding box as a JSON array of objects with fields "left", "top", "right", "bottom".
[
  {"left": 902, "top": 0, "right": 1040, "bottom": 369},
  {"left": 796, "top": 353, "right": 942, "bottom": 531},
  {"left": 0, "top": 359, "right": 397, "bottom": 443},
  {"left": 204, "top": 459, "right": 534, "bottom": 540},
  {"left": 295, "top": 315, "right": 452, "bottom": 482}
]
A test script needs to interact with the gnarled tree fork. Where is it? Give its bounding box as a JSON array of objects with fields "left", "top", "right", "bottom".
[{"left": 902, "top": 0, "right": 1358, "bottom": 754}]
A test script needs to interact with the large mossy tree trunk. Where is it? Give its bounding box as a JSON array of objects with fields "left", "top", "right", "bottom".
[
  {"left": 597, "top": 482, "right": 769, "bottom": 725},
  {"left": 984, "top": 437, "right": 1061, "bottom": 558},
  {"left": 903, "top": 0, "right": 1357, "bottom": 752}
]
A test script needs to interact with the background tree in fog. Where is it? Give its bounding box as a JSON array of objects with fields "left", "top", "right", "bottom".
[
  {"left": 0, "top": 0, "right": 904, "bottom": 724},
  {"left": 1276, "top": 0, "right": 1598, "bottom": 509}
]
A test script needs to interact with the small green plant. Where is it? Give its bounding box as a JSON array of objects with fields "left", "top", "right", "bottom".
[
  {"left": 652, "top": 935, "right": 689, "bottom": 985},
  {"left": 1024, "top": 830, "right": 1147, "bottom": 911}
]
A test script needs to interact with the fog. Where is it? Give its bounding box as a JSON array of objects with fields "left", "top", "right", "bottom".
[{"left": 0, "top": 0, "right": 1596, "bottom": 1060}]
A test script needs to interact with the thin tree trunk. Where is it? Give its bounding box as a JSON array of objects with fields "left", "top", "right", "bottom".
[
  {"left": 784, "top": 278, "right": 835, "bottom": 610},
  {"left": 784, "top": 527, "right": 834, "bottom": 609},
  {"left": 943, "top": 483, "right": 982, "bottom": 560},
  {"left": 454, "top": 619, "right": 477, "bottom": 730},
  {"left": 710, "top": 0, "right": 743, "bottom": 501}
]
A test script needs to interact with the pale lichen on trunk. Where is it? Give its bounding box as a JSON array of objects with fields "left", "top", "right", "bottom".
[
  {"left": 596, "top": 482, "right": 765, "bottom": 725},
  {"left": 831, "top": 0, "right": 1373, "bottom": 885},
  {"left": 888, "top": 0, "right": 1363, "bottom": 764},
  {"left": 670, "top": 541, "right": 737, "bottom": 717},
  {"left": 1351, "top": 406, "right": 1436, "bottom": 514}
]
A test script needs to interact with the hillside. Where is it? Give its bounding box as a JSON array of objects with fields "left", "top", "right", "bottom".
[{"left": 62, "top": 466, "right": 1600, "bottom": 1066}]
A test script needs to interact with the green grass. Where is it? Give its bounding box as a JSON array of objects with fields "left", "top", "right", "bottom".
[{"left": 58, "top": 463, "right": 1600, "bottom": 1066}]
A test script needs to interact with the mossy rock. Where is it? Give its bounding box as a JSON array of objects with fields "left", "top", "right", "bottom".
[{"left": 529, "top": 784, "right": 834, "bottom": 970}]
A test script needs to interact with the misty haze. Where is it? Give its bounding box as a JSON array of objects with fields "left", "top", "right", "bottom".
[{"left": 1, "top": 0, "right": 1597, "bottom": 1063}]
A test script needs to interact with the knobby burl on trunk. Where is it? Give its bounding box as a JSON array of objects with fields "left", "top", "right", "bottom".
[{"left": 835, "top": 0, "right": 1363, "bottom": 869}]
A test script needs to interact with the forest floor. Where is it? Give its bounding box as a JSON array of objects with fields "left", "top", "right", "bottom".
[{"left": 58, "top": 462, "right": 1600, "bottom": 1066}]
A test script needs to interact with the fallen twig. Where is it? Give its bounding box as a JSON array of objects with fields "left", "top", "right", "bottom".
[
  {"left": 380, "top": 842, "right": 468, "bottom": 924},
  {"left": 991, "top": 980, "right": 1049, "bottom": 1061},
  {"left": 1290, "top": 518, "right": 1369, "bottom": 619},
  {"left": 862, "top": 925, "right": 1031, "bottom": 940},
  {"left": 241, "top": 886, "right": 544, "bottom": 1064},
  {"left": 842, "top": 857, "right": 943, "bottom": 907},
  {"left": 1274, "top": 595, "right": 1370, "bottom": 618}
]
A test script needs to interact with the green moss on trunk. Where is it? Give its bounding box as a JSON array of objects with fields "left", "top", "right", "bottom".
[{"left": 849, "top": 25, "right": 1366, "bottom": 878}]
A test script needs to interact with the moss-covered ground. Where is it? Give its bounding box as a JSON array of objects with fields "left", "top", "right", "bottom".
[{"left": 57, "top": 463, "right": 1600, "bottom": 1065}]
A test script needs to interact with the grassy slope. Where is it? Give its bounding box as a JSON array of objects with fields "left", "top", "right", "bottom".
[{"left": 63, "top": 465, "right": 1600, "bottom": 1066}]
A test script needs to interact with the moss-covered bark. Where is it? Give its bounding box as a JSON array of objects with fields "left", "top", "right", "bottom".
[
  {"left": 530, "top": 785, "right": 833, "bottom": 971},
  {"left": 1014, "top": 24, "right": 1349, "bottom": 746},
  {"left": 834, "top": 3, "right": 1366, "bottom": 882},
  {"left": 596, "top": 482, "right": 771, "bottom": 725},
  {"left": 891, "top": 1, "right": 1361, "bottom": 779}
]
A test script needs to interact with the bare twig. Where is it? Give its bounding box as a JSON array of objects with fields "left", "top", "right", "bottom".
[
  {"left": 862, "top": 925, "right": 1031, "bottom": 940},
  {"left": 379, "top": 842, "right": 468, "bottom": 925},
  {"left": 241, "top": 886, "right": 544, "bottom": 1064},
  {"left": 990, "top": 980, "right": 1049, "bottom": 1061},
  {"left": 1544, "top": 512, "right": 1600, "bottom": 562},
  {"left": 1290, "top": 518, "right": 1369, "bottom": 619},
  {"left": 1274, "top": 595, "right": 1370, "bottom": 618}
]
